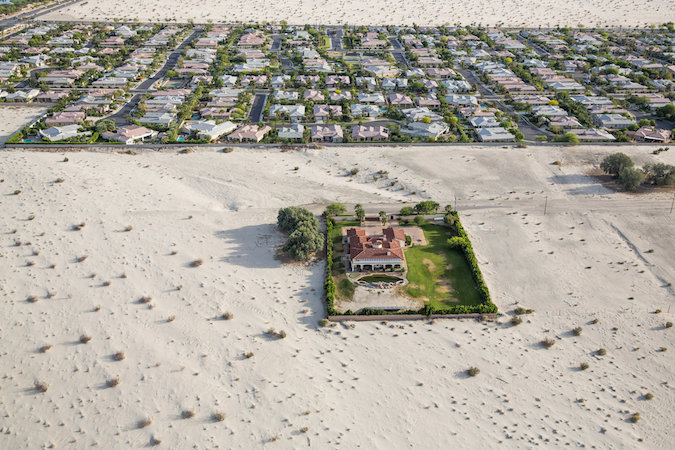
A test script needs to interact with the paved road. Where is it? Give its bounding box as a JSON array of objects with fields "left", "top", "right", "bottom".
[
  {"left": 0, "top": 0, "right": 80, "bottom": 28},
  {"left": 248, "top": 93, "right": 268, "bottom": 123},
  {"left": 327, "top": 26, "right": 343, "bottom": 51},
  {"left": 388, "top": 37, "right": 409, "bottom": 68},
  {"left": 107, "top": 29, "right": 202, "bottom": 126}
]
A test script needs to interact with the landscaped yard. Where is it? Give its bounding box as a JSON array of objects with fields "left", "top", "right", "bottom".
[
  {"left": 403, "top": 223, "right": 482, "bottom": 309},
  {"left": 329, "top": 219, "right": 482, "bottom": 309}
]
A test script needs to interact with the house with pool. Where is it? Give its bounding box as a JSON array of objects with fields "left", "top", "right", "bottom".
[{"left": 344, "top": 227, "right": 407, "bottom": 271}]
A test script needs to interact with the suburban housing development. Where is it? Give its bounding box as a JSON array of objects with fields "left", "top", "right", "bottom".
[{"left": 0, "top": 21, "right": 673, "bottom": 146}]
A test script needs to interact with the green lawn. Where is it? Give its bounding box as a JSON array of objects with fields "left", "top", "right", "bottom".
[{"left": 403, "top": 223, "right": 482, "bottom": 308}]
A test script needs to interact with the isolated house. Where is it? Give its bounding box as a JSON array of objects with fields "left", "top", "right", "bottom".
[
  {"left": 633, "top": 127, "right": 671, "bottom": 143},
  {"left": 39, "top": 124, "right": 90, "bottom": 142},
  {"left": 278, "top": 124, "right": 305, "bottom": 140},
  {"left": 344, "top": 227, "right": 407, "bottom": 271}
]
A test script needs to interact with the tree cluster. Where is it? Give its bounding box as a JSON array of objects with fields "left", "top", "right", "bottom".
[
  {"left": 600, "top": 153, "right": 674, "bottom": 191},
  {"left": 277, "top": 207, "right": 324, "bottom": 261}
]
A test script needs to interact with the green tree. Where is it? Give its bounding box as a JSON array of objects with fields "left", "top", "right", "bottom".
[
  {"left": 282, "top": 224, "right": 324, "bottom": 260},
  {"left": 643, "top": 163, "right": 675, "bottom": 186},
  {"left": 618, "top": 167, "right": 645, "bottom": 191},
  {"left": 379, "top": 211, "right": 387, "bottom": 225},
  {"left": 324, "top": 202, "right": 346, "bottom": 216},
  {"left": 277, "top": 207, "right": 318, "bottom": 232},
  {"left": 564, "top": 132, "right": 579, "bottom": 145},
  {"left": 95, "top": 119, "right": 115, "bottom": 133},
  {"left": 413, "top": 201, "right": 440, "bottom": 214},
  {"left": 354, "top": 204, "right": 366, "bottom": 223},
  {"left": 600, "top": 153, "right": 634, "bottom": 177},
  {"left": 413, "top": 215, "right": 426, "bottom": 226},
  {"left": 399, "top": 206, "right": 415, "bottom": 216}
]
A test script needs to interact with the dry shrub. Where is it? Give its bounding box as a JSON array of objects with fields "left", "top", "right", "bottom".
[
  {"left": 39, "top": 344, "right": 52, "bottom": 353},
  {"left": 182, "top": 409, "right": 196, "bottom": 419},
  {"left": 190, "top": 259, "right": 203, "bottom": 267},
  {"left": 541, "top": 338, "right": 555, "bottom": 348},
  {"left": 113, "top": 351, "right": 126, "bottom": 361},
  {"left": 35, "top": 381, "right": 49, "bottom": 392},
  {"left": 138, "top": 418, "right": 152, "bottom": 429},
  {"left": 467, "top": 366, "right": 480, "bottom": 377},
  {"left": 212, "top": 412, "right": 226, "bottom": 422},
  {"left": 106, "top": 377, "right": 120, "bottom": 388},
  {"left": 80, "top": 334, "right": 92, "bottom": 344}
]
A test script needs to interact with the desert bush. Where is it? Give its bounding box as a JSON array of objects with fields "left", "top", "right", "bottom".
[
  {"left": 573, "top": 327, "right": 583, "bottom": 336},
  {"left": 591, "top": 318, "right": 599, "bottom": 324},
  {"left": 601, "top": 153, "right": 633, "bottom": 177},
  {"left": 222, "top": 312, "right": 233, "bottom": 320},
  {"left": 124, "top": 225, "right": 133, "bottom": 232},
  {"left": 73, "top": 222, "right": 85, "bottom": 231},
  {"left": 319, "top": 318, "right": 330, "bottom": 327},
  {"left": 113, "top": 351, "right": 126, "bottom": 361},
  {"left": 597, "top": 348, "right": 607, "bottom": 356},
  {"left": 324, "top": 202, "right": 346, "bottom": 216},
  {"left": 580, "top": 362, "right": 589, "bottom": 370},
  {"left": 39, "top": 344, "right": 52, "bottom": 353},
  {"left": 76, "top": 255, "right": 88, "bottom": 263},
  {"left": 55, "top": 177, "right": 65, "bottom": 183},
  {"left": 139, "top": 296, "right": 152, "bottom": 304},
  {"left": 106, "top": 377, "right": 120, "bottom": 388},
  {"left": 510, "top": 316, "right": 523, "bottom": 326},
  {"left": 541, "top": 338, "right": 555, "bottom": 348},
  {"left": 658, "top": 347, "right": 667, "bottom": 352},
  {"left": 300, "top": 426, "right": 309, "bottom": 433},
  {"left": 222, "top": 147, "right": 234, "bottom": 153},
  {"left": 13, "top": 189, "right": 21, "bottom": 195},
  {"left": 167, "top": 315, "right": 176, "bottom": 322},
  {"left": 266, "top": 328, "right": 286, "bottom": 339},
  {"left": 27, "top": 295, "right": 39, "bottom": 303},
  {"left": 665, "top": 322, "right": 673, "bottom": 329},
  {"left": 618, "top": 167, "right": 645, "bottom": 191},
  {"left": 629, "top": 412, "right": 640, "bottom": 423},
  {"left": 244, "top": 352, "right": 254, "bottom": 359},
  {"left": 138, "top": 418, "right": 152, "bottom": 429},
  {"left": 654, "top": 309, "right": 661, "bottom": 314},
  {"left": 349, "top": 167, "right": 359, "bottom": 175},
  {"left": 467, "top": 366, "right": 480, "bottom": 377},
  {"left": 644, "top": 393, "right": 654, "bottom": 400},
  {"left": 212, "top": 412, "right": 226, "bottom": 422},
  {"left": 34, "top": 381, "right": 48, "bottom": 392},
  {"left": 80, "top": 334, "right": 92, "bottom": 344},
  {"left": 182, "top": 409, "right": 196, "bottom": 419},
  {"left": 190, "top": 259, "right": 203, "bottom": 267}
]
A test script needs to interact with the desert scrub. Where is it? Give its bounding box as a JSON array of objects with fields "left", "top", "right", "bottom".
[
  {"left": 190, "top": 259, "right": 203, "bottom": 267},
  {"left": 514, "top": 307, "right": 534, "bottom": 315},
  {"left": 212, "top": 412, "right": 226, "bottom": 422},
  {"left": 138, "top": 418, "right": 152, "bottom": 429},
  {"left": 27, "top": 295, "right": 39, "bottom": 303},
  {"left": 597, "top": 348, "right": 607, "bottom": 356},
  {"left": 266, "top": 328, "right": 286, "bottom": 339},
  {"left": 644, "top": 393, "right": 654, "bottom": 400},
  {"left": 182, "top": 409, "right": 196, "bottom": 419},
  {"left": 541, "top": 338, "right": 555, "bottom": 348},
  {"left": 106, "top": 377, "right": 120, "bottom": 388},
  {"left": 34, "top": 381, "right": 48, "bottom": 392},
  {"left": 113, "top": 351, "right": 126, "bottom": 361},
  {"left": 467, "top": 366, "right": 480, "bottom": 377},
  {"left": 573, "top": 327, "right": 583, "bottom": 336},
  {"left": 510, "top": 316, "right": 523, "bottom": 326},
  {"left": 665, "top": 322, "right": 673, "bottom": 329},
  {"left": 244, "top": 352, "right": 254, "bottom": 359},
  {"left": 80, "top": 334, "right": 92, "bottom": 344},
  {"left": 579, "top": 362, "right": 589, "bottom": 370},
  {"left": 76, "top": 255, "right": 88, "bottom": 263},
  {"left": 39, "top": 344, "right": 52, "bottom": 353},
  {"left": 221, "top": 312, "right": 233, "bottom": 320},
  {"left": 629, "top": 412, "right": 640, "bottom": 423},
  {"left": 139, "top": 296, "right": 152, "bottom": 304},
  {"left": 319, "top": 318, "right": 330, "bottom": 327}
]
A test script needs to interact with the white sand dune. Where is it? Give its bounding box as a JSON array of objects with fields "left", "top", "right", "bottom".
[
  {"left": 42, "top": 0, "right": 675, "bottom": 27},
  {"left": 0, "top": 145, "right": 673, "bottom": 448}
]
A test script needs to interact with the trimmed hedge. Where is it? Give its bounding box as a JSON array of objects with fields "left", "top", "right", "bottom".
[
  {"left": 324, "top": 218, "right": 338, "bottom": 315},
  {"left": 323, "top": 211, "right": 497, "bottom": 317}
]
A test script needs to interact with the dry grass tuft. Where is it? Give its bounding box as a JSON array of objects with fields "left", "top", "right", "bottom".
[
  {"left": 467, "top": 366, "right": 480, "bottom": 377},
  {"left": 221, "top": 312, "right": 233, "bottom": 320},
  {"left": 124, "top": 225, "right": 133, "bottom": 232},
  {"left": 27, "top": 295, "right": 39, "bottom": 303},
  {"left": 244, "top": 352, "right": 254, "bottom": 359},
  {"left": 541, "top": 338, "right": 555, "bottom": 348},
  {"left": 106, "top": 377, "right": 120, "bottom": 388},
  {"left": 73, "top": 222, "right": 86, "bottom": 231},
  {"left": 80, "top": 334, "right": 92, "bottom": 344},
  {"left": 190, "top": 259, "right": 203, "bottom": 267},
  {"left": 76, "top": 255, "right": 88, "bottom": 263},
  {"left": 138, "top": 418, "right": 152, "bottom": 429},
  {"left": 597, "top": 348, "right": 607, "bottom": 356},
  {"left": 573, "top": 327, "right": 583, "bottom": 336},
  {"left": 182, "top": 409, "right": 196, "bottom": 419},
  {"left": 113, "top": 351, "right": 126, "bottom": 361},
  {"left": 139, "top": 296, "right": 152, "bottom": 304},
  {"left": 39, "top": 344, "right": 52, "bottom": 353},
  {"left": 212, "top": 411, "right": 226, "bottom": 422},
  {"left": 167, "top": 315, "right": 176, "bottom": 322},
  {"left": 34, "top": 381, "right": 49, "bottom": 392}
]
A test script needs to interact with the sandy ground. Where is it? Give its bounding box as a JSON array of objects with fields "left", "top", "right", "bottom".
[
  {"left": 0, "top": 144, "right": 673, "bottom": 448},
  {"left": 0, "top": 106, "right": 46, "bottom": 145},
  {"left": 42, "top": 0, "right": 675, "bottom": 27}
]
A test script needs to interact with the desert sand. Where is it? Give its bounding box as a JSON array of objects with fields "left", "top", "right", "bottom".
[
  {"left": 42, "top": 0, "right": 675, "bottom": 27},
  {"left": 0, "top": 105, "right": 46, "bottom": 145},
  {"left": 0, "top": 144, "right": 673, "bottom": 448}
]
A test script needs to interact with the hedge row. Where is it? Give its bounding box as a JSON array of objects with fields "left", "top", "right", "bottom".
[
  {"left": 446, "top": 211, "right": 497, "bottom": 314},
  {"left": 324, "top": 218, "right": 338, "bottom": 315}
]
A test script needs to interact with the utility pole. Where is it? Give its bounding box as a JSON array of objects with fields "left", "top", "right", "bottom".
[
  {"left": 544, "top": 196, "right": 548, "bottom": 216},
  {"left": 670, "top": 192, "right": 674, "bottom": 215}
]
